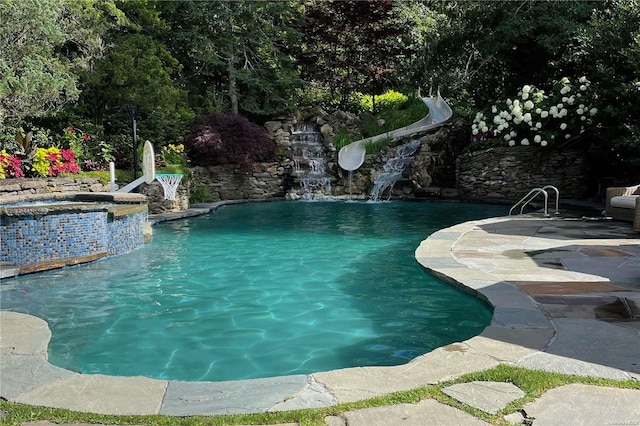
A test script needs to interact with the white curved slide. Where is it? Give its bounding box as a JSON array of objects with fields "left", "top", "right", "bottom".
[{"left": 337, "top": 92, "right": 453, "bottom": 172}]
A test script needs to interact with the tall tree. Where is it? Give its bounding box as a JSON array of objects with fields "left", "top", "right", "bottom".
[
  {"left": 159, "top": 0, "right": 303, "bottom": 118},
  {"left": 299, "top": 0, "right": 409, "bottom": 111},
  {"left": 422, "top": 0, "right": 597, "bottom": 107},
  {"left": 0, "top": 0, "right": 125, "bottom": 128}
]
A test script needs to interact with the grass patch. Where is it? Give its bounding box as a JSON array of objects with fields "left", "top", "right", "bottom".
[
  {"left": 60, "top": 170, "right": 111, "bottom": 184},
  {"left": 364, "top": 134, "right": 394, "bottom": 154},
  {"left": 1, "top": 365, "right": 637, "bottom": 426},
  {"left": 332, "top": 128, "right": 353, "bottom": 151},
  {"left": 361, "top": 97, "right": 428, "bottom": 139}
]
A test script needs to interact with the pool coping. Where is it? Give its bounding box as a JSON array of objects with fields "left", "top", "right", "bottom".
[{"left": 1, "top": 201, "right": 639, "bottom": 416}]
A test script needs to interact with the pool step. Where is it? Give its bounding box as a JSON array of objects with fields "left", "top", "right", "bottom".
[{"left": 0, "top": 262, "right": 20, "bottom": 279}]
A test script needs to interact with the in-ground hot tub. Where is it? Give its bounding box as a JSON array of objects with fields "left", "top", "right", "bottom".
[{"left": 0, "top": 192, "right": 148, "bottom": 278}]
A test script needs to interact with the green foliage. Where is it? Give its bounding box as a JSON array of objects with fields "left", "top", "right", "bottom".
[
  {"left": 297, "top": 85, "right": 365, "bottom": 114},
  {"left": 361, "top": 96, "right": 428, "bottom": 138},
  {"left": 0, "top": 0, "right": 79, "bottom": 127},
  {"left": 365, "top": 135, "right": 394, "bottom": 154},
  {"left": 157, "top": 164, "right": 189, "bottom": 177},
  {"left": 332, "top": 128, "right": 353, "bottom": 150},
  {"left": 158, "top": 0, "right": 303, "bottom": 118},
  {"left": 0, "top": 0, "right": 637, "bottom": 181},
  {"left": 160, "top": 143, "right": 187, "bottom": 168},
  {"left": 360, "top": 90, "right": 408, "bottom": 113},
  {"left": 189, "top": 184, "right": 213, "bottom": 204}
]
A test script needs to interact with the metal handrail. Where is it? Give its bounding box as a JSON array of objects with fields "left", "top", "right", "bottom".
[
  {"left": 542, "top": 185, "right": 560, "bottom": 215},
  {"left": 509, "top": 185, "right": 561, "bottom": 217},
  {"left": 509, "top": 188, "right": 550, "bottom": 217}
]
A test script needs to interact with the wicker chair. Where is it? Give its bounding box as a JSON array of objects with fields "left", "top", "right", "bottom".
[{"left": 605, "top": 184, "right": 640, "bottom": 231}]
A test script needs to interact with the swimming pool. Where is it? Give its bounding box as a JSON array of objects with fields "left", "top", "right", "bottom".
[{"left": 0, "top": 200, "right": 507, "bottom": 382}]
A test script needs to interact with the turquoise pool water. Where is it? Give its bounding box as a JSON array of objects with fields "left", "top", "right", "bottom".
[{"left": 1, "top": 201, "right": 507, "bottom": 381}]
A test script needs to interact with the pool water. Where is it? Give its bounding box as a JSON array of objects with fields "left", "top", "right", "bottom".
[{"left": 1, "top": 201, "right": 507, "bottom": 381}]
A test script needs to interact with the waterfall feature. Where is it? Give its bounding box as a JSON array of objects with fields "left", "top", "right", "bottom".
[
  {"left": 370, "top": 140, "right": 421, "bottom": 202},
  {"left": 290, "top": 123, "right": 331, "bottom": 200}
]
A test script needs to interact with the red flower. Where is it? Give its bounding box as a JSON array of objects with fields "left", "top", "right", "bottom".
[
  {"left": 67, "top": 162, "right": 80, "bottom": 173},
  {"left": 45, "top": 152, "right": 59, "bottom": 162},
  {"left": 67, "top": 127, "right": 74, "bottom": 133},
  {"left": 83, "top": 134, "right": 89, "bottom": 141},
  {"left": 61, "top": 149, "right": 75, "bottom": 162}
]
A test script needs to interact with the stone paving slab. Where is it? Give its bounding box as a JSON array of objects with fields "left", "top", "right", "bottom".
[
  {"left": 491, "top": 307, "right": 552, "bottom": 328},
  {"left": 0, "top": 311, "right": 51, "bottom": 357},
  {"left": 517, "top": 352, "right": 633, "bottom": 381},
  {"left": 561, "top": 257, "right": 640, "bottom": 286},
  {"left": 0, "top": 355, "right": 76, "bottom": 399},
  {"left": 477, "top": 282, "right": 539, "bottom": 309},
  {"left": 325, "top": 398, "right": 492, "bottom": 426},
  {"left": 313, "top": 343, "right": 499, "bottom": 403},
  {"left": 541, "top": 318, "right": 640, "bottom": 374},
  {"left": 442, "top": 381, "right": 525, "bottom": 414},
  {"left": 13, "top": 374, "right": 168, "bottom": 415},
  {"left": 515, "top": 281, "right": 629, "bottom": 295},
  {"left": 160, "top": 375, "right": 334, "bottom": 416},
  {"left": 522, "top": 384, "right": 640, "bottom": 426},
  {"left": 465, "top": 326, "right": 554, "bottom": 362}
]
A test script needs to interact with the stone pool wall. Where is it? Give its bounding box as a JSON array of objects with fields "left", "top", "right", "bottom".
[
  {"left": 0, "top": 193, "right": 147, "bottom": 276},
  {"left": 189, "top": 163, "right": 289, "bottom": 201}
]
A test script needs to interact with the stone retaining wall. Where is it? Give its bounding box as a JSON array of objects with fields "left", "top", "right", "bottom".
[
  {"left": 188, "top": 163, "right": 289, "bottom": 202},
  {"left": 456, "top": 146, "right": 589, "bottom": 200},
  {"left": 0, "top": 177, "right": 111, "bottom": 196}
]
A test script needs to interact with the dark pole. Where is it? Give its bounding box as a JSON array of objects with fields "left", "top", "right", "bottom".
[{"left": 126, "top": 104, "right": 139, "bottom": 180}]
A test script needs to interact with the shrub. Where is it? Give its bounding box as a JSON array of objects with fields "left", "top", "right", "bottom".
[
  {"left": 189, "top": 184, "right": 213, "bottom": 203},
  {"left": 63, "top": 126, "right": 89, "bottom": 163},
  {"left": 33, "top": 147, "right": 80, "bottom": 177},
  {"left": 0, "top": 150, "right": 23, "bottom": 178},
  {"left": 361, "top": 96, "right": 428, "bottom": 138},
  {"left": 183, "top": 113, "right": 276, "bottom": 172},
  {"left": 360, "top": 90, "right": 408, "bottom": 113},
  {"left": 471, "top": 76, "right": 599, "bottom": 147},
  {"left": 160, "top": 143, "right": 187, "bottom": 167}
]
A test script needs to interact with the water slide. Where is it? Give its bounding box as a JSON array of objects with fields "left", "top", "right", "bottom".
[{"left": 337, "top": 91, "right": 453, "bottom": 172}]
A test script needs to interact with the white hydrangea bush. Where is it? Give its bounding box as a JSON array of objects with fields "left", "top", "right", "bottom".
[{"left": 471, "top": 76, "right": 599, "bottom": 147}]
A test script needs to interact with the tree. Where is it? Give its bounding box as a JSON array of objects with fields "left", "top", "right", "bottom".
[
  {"left": 159, "top": 0, "right": 303, "bottom": 118},
  {"left": 183, "top": 113, "right": 276, "bottom": 171},
  {"left": 62, "top": 1, "right": 193, "bottom": 167},
  {"left": 0, "top": 0, "right": 78, "bottom": 127},
  {"left": 0, "top": 0, "right": 125, "bottom": 129},
  {"left": 570, "top": 0, "right": 640, "bottom": 178},
  {"left": 422, "top": 1, "right": 597, "bottom": 108},
  {"left": 299, "top": 0, "right": 409, "bottom": 111}
]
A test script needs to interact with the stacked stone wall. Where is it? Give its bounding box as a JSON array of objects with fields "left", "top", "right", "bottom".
[
  {"left": 456, "top": 146, "right": 589, "bottom": 200},
  {"left": 188, "top": 163, "right": 289, "bottom": 202},
  {"left": 0, "top": 177, "right": 111, "bottom": 196}
]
